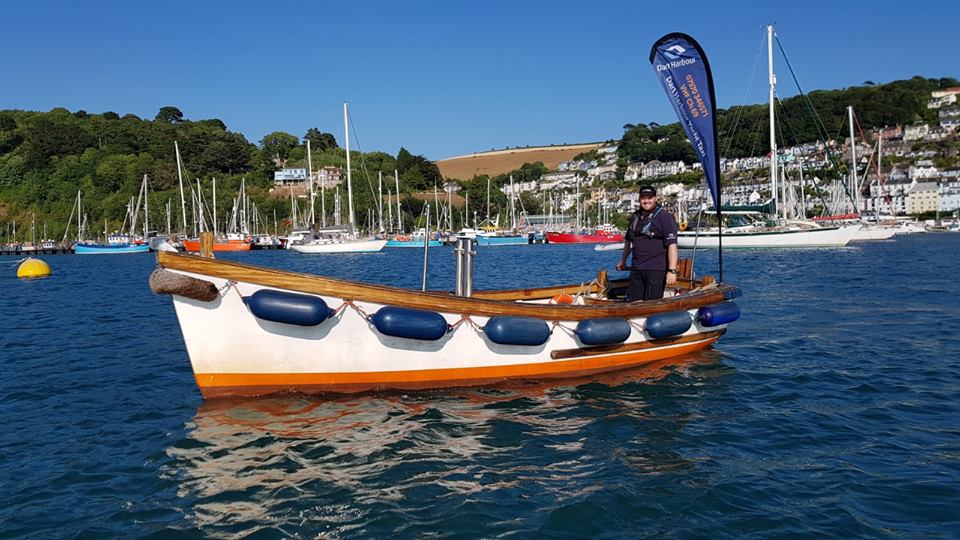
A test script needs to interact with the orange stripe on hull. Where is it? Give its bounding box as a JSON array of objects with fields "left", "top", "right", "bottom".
[{"left": 194, "top": 334, "right": 721, "bottom": 398}]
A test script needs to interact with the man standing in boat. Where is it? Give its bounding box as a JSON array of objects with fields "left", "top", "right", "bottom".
[{"left": 616, "top": 185, "right": 679, "bottom": 301}]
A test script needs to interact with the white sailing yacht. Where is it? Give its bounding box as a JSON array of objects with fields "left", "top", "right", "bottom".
[
  {"left": 678, "top": 25, "right": 859, "bottom": 249},
  {"left": 290, "top": 102, "right": 388, "bottom": 254}
]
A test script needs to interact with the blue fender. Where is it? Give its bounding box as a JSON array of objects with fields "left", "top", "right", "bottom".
[
  {"left": 372, "top": 306, "right": 449, "bottom": 341},
  {"left": 244, "top": 289, "right": 333, "bottom": 326},
  {"left": 484, "top": 316, "right": 551, "bottom": 346},
  {"left": 697, "top": 301, "right": 741, "bottom": 327},
  {"left": 644, "top": 310, "right": 693, "bottom": 338},
  {"left": 574, "top": 318, "right": 632, "bottom": 346}
]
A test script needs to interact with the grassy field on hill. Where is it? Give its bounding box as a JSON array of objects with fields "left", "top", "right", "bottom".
[{"left": 436, "top": 143, "right": 601, "bottom": 180}]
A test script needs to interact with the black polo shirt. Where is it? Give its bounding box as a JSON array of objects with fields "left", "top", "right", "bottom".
[{"left": 624, "top": 206, "right": 679, "bottom": 271}]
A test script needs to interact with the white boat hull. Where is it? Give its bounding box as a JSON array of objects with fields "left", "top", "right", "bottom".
[
  {"left": 850, "top": 225, "right": 896, "bottom": 242},
  {"left": 678, "top": 225, "right": 859, "bottom": 248},
  {"left": 894, "top": 223, "right": 926, "bottom": 235},
  {"left": 289, "top": 239, "right": 388, "bottom": 253},
  {"left": 160, "top": 263, "right": 732, "bottom": 398}
]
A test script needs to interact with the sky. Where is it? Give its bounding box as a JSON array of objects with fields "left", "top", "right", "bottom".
[{"left": 1, "top": 0, "right": 958, "bottom": 161}]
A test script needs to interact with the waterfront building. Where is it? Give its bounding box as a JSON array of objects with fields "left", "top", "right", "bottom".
[
  {"left": 939, "top": 180, "right": 960, "bottom": 213},
  {"left": 907, "top": 182, "right": 940, "bottom": 214}
]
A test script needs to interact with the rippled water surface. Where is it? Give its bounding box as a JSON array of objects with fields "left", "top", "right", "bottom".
[{"left": 2, "top": 235, "right": 959, "bottom": 538}]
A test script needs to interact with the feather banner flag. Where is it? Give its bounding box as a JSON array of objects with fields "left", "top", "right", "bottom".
[{"left": 649, "top": 33, "right": 721, "bottom": 210}]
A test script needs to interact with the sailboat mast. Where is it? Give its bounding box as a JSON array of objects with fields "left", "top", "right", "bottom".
[
  {"left": 434, "top": 185, "right": 441, "bottom": 230},
  {"left": 62, "top": 190, "right": 79, "bottom": 243},
  {"left": 143, "top": 175, "right": 149, "bottom": 236},
  {"left": 799, "top": 158, "right": 806, "bottom": 217},
  {"left": 320, "top": 167, "right": 326, "bottom": 228},
  {"left": 307, "top": 138, "right": 315, "bottom": 226},
  {"left": 378, "top": 170, "right": 384, "bottom": 232},
  {"left": 486, "top": 176, "right": 491, "bottom": 223},
  {"left": 395, "top": 169, "right": 402, "bottom": 232},
  {"left": 877, "top": 133, "right": 883, "bottom": 222},
  {"left": 344, "top": 102, "right": 355, "bottom": 230},
  {"left": 767, "top": 24, "right": 780, "bottom": 221},
  {"left": 387, "top": 189, "right": 393, "bottom": 231},
  {"left": 197, "top": 179, "right": 205, "bottom": 232},
  {"left": 510, "top": 175, "right": 517, "bottom": 230},
  {"left": 241, "top": 178, "right": 248, "bottom": 234},
  {"left": 447, "top": 181, "right": 453, "bottom": 231},
  {"left": 175, "top": 141, "right": 188, "bottom": 234},
  {"left": 212, "top": 178, "right": 218, "bottom": 237},
  {"left": 848, "top": 106, "right": 859, "bottom": 214}
]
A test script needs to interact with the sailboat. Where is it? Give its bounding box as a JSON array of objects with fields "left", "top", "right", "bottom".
[
  {"left": 547, "top": 179, "right": 624, "bottom": 244},
  {"left": 182, "top": 178, "right": 253, "bottom": 252},
  {"left": 74, "top": 176, "right": 151, "bottom": 254},
  {"left": 821, "top": 105, "right": 897, "bottom": 242},
  {"left": 290, "top": 103, "right": 388, "bottom": 254},
  {"left": 677, "top": 25, "right": 859, "bottom": 249},
  {"left": 473, "top": 176, "right": 527, "bottom": 246}
]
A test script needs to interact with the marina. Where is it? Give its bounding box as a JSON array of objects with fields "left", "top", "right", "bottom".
[
  {"left": 2, "top": 2, "right": 958, "bottom": 536},
  {"left": 3, "top": 235, "right": 958, "bottom": 537}
]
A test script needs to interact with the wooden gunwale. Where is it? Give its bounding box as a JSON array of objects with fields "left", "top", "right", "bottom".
[
  {"left": 157, "top": 251, "right": 734, "bottom": 320},
  {"left": 470, "top": 278, "right": 701, "bottom": 301}
]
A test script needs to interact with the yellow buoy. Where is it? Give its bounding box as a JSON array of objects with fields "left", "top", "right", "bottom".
[{"left": 17, "top": 257, "right": 51, "bottom": 278}]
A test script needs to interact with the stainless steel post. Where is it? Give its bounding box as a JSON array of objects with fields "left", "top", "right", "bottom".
[
  {"left": 422, "top": 205, "right": 430, "bottom": 291},
  {"left": 454, "top": 236, "right": 466, "bottom": 296},
  {"left": 462, "top": 238, "right": 476, "bottom": 297}
]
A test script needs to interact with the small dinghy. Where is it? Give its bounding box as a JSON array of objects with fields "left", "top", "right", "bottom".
[{"left": 151, "top": 247, "right": 739, "bottom": 398}]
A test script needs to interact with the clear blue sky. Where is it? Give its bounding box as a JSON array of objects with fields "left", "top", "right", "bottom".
[{"left": 1, "top": 0, "right": 957, "bottom": 160}]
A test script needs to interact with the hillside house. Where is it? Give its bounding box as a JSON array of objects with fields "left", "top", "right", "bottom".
[
  {"left": 641, "top": 160, "right": 686, "bottom": 179},
  {"left": 904, "top": 123, "right": 930, "bottom": 141}
]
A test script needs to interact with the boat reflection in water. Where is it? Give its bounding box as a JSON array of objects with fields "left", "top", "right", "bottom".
[{"left": 164, "top": 353, "right": 724, "bottom": 533}]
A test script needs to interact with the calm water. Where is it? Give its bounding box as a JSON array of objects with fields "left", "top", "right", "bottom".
[{"left": 2, "top": 235, "right": 959, "bottom": 538}]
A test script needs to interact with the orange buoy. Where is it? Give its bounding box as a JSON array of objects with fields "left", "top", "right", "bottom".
[{"left": 551, "top": 293, "right": 574, "bottom": 304}]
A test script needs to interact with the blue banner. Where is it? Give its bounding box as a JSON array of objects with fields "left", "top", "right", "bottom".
[{"left": 649, "top": 33, "right": 721, "bottom": 210}]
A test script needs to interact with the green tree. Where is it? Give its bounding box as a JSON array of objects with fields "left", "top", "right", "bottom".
[
  {"left": 155, "top": 106, "right": 184, "bottom": 124},
  {"left": 260, "top": 131, "right": 299, "bottom": 161},
  {"left": 0, "top": 113, "right": 17, "bottom": 131},
  {"left": 303, "top": 128, "right": 338, "bottom": 150},
  {"left": 396, "top": 147, "right": 442, "bottom": 191}
]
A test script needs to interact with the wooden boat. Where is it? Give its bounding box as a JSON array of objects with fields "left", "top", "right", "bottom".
[
  {"left": 151, "top": 251, "right": 740, "bottom": 398},
  {"left": 546, "top": 228, "right": 624, "bottom": 244},
  {"left": 75, "top": 242, "right": 150, "bottom": 254},
  {"left": 75, "top": 234, "right": 150, "bottom": 254},
  {"left": 182, "top": 235, "right": 252, "bottom": 252}
]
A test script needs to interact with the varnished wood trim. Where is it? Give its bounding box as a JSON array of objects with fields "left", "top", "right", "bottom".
[
  {"left": 157, "top": 251, "right": 735, "bottom": 320},
  {"left": 471, "top": 281, "right": 609, "bottom": 300},
  {"left": 550, "top": 330, "right": 726, "bottom": 360}
]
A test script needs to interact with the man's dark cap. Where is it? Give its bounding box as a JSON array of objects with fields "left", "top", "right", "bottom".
[{"left": 638, "top": 184, "right": 656, "bottom": 197}]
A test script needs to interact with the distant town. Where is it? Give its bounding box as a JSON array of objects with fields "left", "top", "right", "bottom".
[{"left": 270, "top": 87, "right": 960, "bottom": 223}]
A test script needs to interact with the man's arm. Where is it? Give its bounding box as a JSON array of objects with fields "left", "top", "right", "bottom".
[
  {"left": 616, "top": 239, "right": 631, "bottom": 271},
  {"left": 666, "top": 244, "right": 678, "bottom": 285},
  {"left": 617, "top": 216, "right": 635, "bottom": 271}
]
